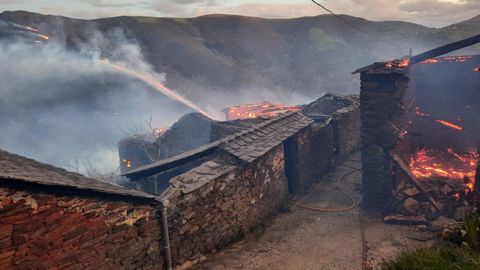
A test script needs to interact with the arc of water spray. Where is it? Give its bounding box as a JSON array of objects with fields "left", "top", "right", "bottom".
[{"left": 99, "top": 59, "right": 215, "bottom": 119}]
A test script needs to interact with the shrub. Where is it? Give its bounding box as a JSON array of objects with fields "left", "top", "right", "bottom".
[{"left": 381, "top": 246, "right": 480, "bottom": 270}]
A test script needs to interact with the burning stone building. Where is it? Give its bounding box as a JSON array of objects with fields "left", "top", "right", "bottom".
[
  {"left": 5, "top": 34, "right": 479, "bottom": 269},
  {"left": 120, "top": 94, "right": 360, "bottom": 195},
  {"left": 1, "top": 93, "right": 361, "bottom": 269},
  {"left": 358, "top": 34, "right": 480, "bottom": 219}
]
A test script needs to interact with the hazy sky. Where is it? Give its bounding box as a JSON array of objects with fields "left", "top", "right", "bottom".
[{"left": 1, "top": 0, "right": 479, "bottom": 27}]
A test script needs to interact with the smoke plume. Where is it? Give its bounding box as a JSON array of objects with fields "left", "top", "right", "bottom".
[{"left": 0, "top": 26, "right": 197, "bottom": 176}]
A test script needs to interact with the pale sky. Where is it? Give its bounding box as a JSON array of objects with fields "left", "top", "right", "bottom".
[{"left": 1, "top": 0, "right": 479, "bottom": 27}]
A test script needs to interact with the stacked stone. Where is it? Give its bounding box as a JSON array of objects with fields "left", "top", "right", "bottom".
[
  {"left": 163, "top": 146, "right": 288, "bottom": 266},
  {"left": 0, "top": 186, "right": 162, "bottom": 269},
  {"left": 360, "top": 68, "right": 409, "bottom": 210}
]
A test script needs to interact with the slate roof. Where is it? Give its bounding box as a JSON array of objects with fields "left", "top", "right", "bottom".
[
  {"left": 219, "top": 111, "right": 314, "bottom": 162},
  {"left": 0, "top": 149, "right": 156, "bottom": 201},
  {"left": 302, "top": 94, "right": 358, "bottom": 120},
  {"left": 124, "top": 111, "right": 313, "bottom": 178}
]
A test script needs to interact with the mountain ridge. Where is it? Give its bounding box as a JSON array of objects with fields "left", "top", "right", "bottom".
[{"left": 1, "top": 10, "right": 479, "bottom": 102}]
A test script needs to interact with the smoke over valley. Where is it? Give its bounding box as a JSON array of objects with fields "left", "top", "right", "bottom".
[{"left": 0, "top": 10, "right": 479, "bottom": 177}]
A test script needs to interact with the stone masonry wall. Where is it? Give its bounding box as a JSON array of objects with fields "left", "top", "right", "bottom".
[
  {"left": 287, "top": 105, "right": 360, "bottom": 193},
  {"left": 285, "top": 124, "right": 335, "bottom": 193},
  {"left": 162, "top": 145, "right": 288, "bottom": 266},
  {"left": 360, "top": 71, "right": 409, "bottom": 210},
  {"left": 0, "top": 184, "right": 162, "bottom": 270},
  {"left": 334, "top": 105, "right": 361, "bottom": 161}
]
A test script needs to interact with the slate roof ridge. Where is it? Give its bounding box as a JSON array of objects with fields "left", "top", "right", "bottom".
[
  {"left": 0, "top": 149, "right": 157, "bottom": 201},
  {"left": 123, "top": 111, "right": 314, "bottom": 177},
  {"left": 218, "top": 111, "right": 299, "bottom": 145}
]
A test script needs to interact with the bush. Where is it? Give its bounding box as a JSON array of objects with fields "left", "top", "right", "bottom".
[
  {"left": 381, "top": 246, "right": 480, "bottom": 270},
  {"left": 460, "top": 214, "right": 480, "bottom": 250}
]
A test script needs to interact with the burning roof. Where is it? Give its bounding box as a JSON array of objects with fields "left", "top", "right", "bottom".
[
  {"left": 354, "top": 33, "right": 480, "bottom": 74},
  {"left": 123, "top": 110, "right": 314, "bottom": 180},
  {"left": 223, "top": 102, "right": 300, "bottom": 121}
]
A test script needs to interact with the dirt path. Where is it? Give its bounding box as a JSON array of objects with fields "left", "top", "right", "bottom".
[{"left": 193, "top": 153, "right": 433, "bottom": 270}]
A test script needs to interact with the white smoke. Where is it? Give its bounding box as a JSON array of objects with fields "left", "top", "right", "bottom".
[{"left": 0, "top": 28, "right": 196, "bottom": 176}]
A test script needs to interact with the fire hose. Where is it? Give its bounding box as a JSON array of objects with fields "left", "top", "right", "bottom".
[
  {"left": 288, "top": 161, "right": 369, "bottom": 269},
  {"left": 288, "top": 163, "right": 360, "bottom": 212}
]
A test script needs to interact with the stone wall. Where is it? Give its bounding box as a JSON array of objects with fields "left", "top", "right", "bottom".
[
  {"left": 285, "top": 124, "right": 335, "bottom": 193},
  {"left": 162, "top": 146, "right": 288, "bottom": 266},
  {"left": 334, "top": 104, "right": 361, "bottom": 161},
  {"left": 360, "top": 71, "right": 409, "bottom": 210},
  {"left": 0, "top": 183, "right": 162, "bottom": 269},
  {"left": 286, "top": 103, "right": 360, "bottom": 193}
]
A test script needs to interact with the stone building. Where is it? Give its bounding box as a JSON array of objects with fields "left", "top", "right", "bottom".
[
  {"left": 357, "top": 35, "right": 480, "bottom": 216},
  {"left": 123, "top": 94, "right": 360, "bottom": 195},
  {"left": 0, "top": 149, "right": 164, "bottom": 269},
  {"left": 0, "top": 93, "right": 361, "bottom": 269},
  {"left": 119, "top": 93, "right": 360, "bottom": 266}
]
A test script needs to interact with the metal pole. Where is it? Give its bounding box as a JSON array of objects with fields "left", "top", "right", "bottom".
[{"left": 160, "top": 198, "right": 173, "bottom": 270}]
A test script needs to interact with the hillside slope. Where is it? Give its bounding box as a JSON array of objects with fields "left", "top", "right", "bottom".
[
  {"left": 1, "top": 11, "right": 478, "bottom": 103},
  {"left": 0, "top": 11, "right": 478, "bottom": 173}
]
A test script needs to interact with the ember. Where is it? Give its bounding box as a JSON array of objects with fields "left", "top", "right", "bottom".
[
  {"left": 122, "top": 159, "right": 132, "bottom": 168},
  {"left": 409, "top": 148, "right": 478, "bottom": 191},
  {"left": 399, "top": 59, "right": 410, "bottom": 68},
  {"left": 223, "top": 102, "right": 300, "bottom": 120},
  {"left": 420, "top": 55, "right": 472, "bottom": 64},
  {"left": 435, "top": 119, "right": 463, "bottom": 131},
  {"left": 415, "top": 107, "right": 430, "bottom": 117}
]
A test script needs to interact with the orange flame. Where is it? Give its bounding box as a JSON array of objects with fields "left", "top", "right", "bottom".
[
  {"left": 409, "top": 148, "right": 478, "bottom": 192},
  {"left": 420, "top": 56, "right": 472, "bottom": 64},
  {"left": 399, "top": 59, "right": 410, "bottom": 68},
  {"left": 415, "top": 107, "right": 430, "bottom": 117},
  {"left": 435, "top": 120, "right": 463, "bottom": 131},
  {"left": 122, "top": 159, "right": 132, "bottom": 168},
  {"left": 421, "top": 59, "right": 440, "bottom": 64},
  {"left": 225, "top": 102, "right": 300, "bottom": 120},
  {"left": 38, "top": 34, "right": 49, "bottom": 40}
]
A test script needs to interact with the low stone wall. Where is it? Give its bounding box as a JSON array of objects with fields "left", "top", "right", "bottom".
[
  {"left": 0, "top": 184, "right": 162, "bottom": 269},
  {"left": 285, "top": 123, "right": 335, "bottom": 193},
  {"left": 334, "top": 104, "right": 361, "bottom": 161},
  {"left": 162, "top": 145, "right": 288, "bottom": 266},
  {"left": 287, "top": 102, "right": 360, "bottom": 193},
  {"left": 159, "top": 102, "right": 362, "bottom": 265}
]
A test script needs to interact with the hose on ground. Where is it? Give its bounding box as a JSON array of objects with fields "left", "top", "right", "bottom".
[{"left": 289, "top": 163, "right": 361, "bottom": 212}]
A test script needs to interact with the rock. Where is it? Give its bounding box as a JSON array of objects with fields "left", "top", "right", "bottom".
[
  {"left": 407, "top": 232, "right": 435, "bottom": 242},
  {"left": 416, "top": 225, "right": 427, "bottom": 231},
  {"left": 403, "top": 198, "right": 420, "bottom": 214},
  {"left": 403, "top": 187, "right": 419, "bottom": 197},
  {"left": 383, "top": 215, "right": 427, "bottom": 225},
  {"left": 440, "top": 185, "right": 452, "bottom": 195},
  {"left": 431, "top": 216, "right": 456, "bottom": 228}
]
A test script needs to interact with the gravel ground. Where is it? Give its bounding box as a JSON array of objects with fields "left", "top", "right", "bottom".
[{"left": 193, "top": 153, "right": 433, "bottom": 270}]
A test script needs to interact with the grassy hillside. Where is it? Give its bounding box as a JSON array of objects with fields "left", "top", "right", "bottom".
[
  {"left": 0, "top": 10, "right": 478, "bottom": 173},
  {"left": 0, "top": 11, "right": 478, "bottom": 104}
]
